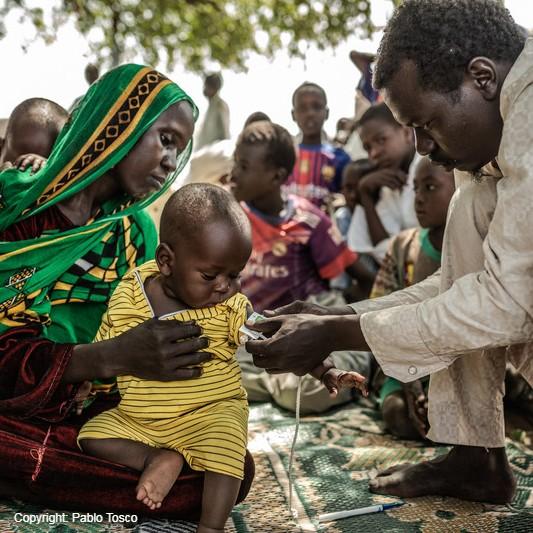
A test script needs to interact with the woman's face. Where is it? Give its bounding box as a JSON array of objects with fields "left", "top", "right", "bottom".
[{"left": 114, "top": 101, "right": 195, "bottom": 199}]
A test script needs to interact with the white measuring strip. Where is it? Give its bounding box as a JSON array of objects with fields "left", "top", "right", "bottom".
[
  {"left": 288, "top": 376, "right": 303, "bottom": 520},
  {"left": 255, "top": 421, "right": 317, "bottom": 531}
]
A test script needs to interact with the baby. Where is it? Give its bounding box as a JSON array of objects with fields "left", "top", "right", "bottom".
[
  {"left": 0, "top": 97, "right": 68, "bottom": 172},
  {"left": 79, "top": 183, "right": 366, "bottom": 532}
]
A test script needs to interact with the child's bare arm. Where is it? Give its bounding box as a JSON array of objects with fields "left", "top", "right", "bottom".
[
  {"left": 310, "top": 357, "right": 335, "bottom": 382},
  {"left": 358, "top": 169, "right": 407, "bottom": 246}
]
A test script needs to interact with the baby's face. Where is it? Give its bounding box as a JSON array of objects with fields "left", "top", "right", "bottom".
[{"left": 166, "top": 221, "right": 251, "bottom": 308}]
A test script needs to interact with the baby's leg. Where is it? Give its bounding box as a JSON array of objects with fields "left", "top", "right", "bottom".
[
  {"left": 197, "top": 472, "right": 241, "bottom": 533},
  {"left": 80, "top": 438, "right": 184, "bottom": 510},
  {"left": 136, "top": 447, "right": 184, "bottom": 510}
]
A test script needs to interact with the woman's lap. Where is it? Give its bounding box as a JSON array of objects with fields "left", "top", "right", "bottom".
[{"left": 0, "top": 399, "right": 254, "bottom": 518}]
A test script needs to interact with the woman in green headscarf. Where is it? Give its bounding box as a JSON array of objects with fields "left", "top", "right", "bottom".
[{"left": 0, "top": 64, "right": 253, "bottom": 516}]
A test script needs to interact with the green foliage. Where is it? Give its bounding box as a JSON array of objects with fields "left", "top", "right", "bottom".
[{"left": 0, "top": 0, "right": 376, "bottom": 71}]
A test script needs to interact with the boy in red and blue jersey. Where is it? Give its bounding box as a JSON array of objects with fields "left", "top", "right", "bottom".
[
  {"left": 230, "top": 120, "right": 373, "bottom": 413},
  {"left": 284, "top": 82, "right": 351, "bottom": 209},
  {"left": 230, "top": 121, "right": 372, "bottom": 312},
  {"left": 241, "top": 194, "right": 356, "bottom": 312}
]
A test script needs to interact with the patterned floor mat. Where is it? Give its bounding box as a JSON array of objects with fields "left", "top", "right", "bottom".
[{"left": 1, "top": 401, "right": 532, "bottom": 532}]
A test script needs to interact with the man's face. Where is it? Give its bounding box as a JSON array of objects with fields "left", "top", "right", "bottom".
[
  {"left": 203, "top": 81, "right": 218, "bottom": 98},
  {"left": 383, "top": 60, "right": 503, "bottom": 173}
]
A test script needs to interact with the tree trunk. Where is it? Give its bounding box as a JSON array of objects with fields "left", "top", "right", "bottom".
[{"left": 110, "top": 4, "right": 121, "bottom": 67}]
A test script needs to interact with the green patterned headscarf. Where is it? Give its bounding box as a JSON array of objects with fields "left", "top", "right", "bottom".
[{"left": 0, "top": 64, "right": 198, "bottom": 341}]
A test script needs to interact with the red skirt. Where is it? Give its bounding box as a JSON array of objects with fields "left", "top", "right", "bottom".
[{"left": 0, "top": 394, "right": 254, "bottom": 519}]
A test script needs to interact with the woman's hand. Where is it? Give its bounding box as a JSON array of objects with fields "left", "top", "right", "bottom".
[
  {"left": 67, "top": 319, "right": 212, "bottom": 383},
  {"left": 245, "top": 313, "right": 368, "bottom": 376},
  {"left": 73, "top": 380, "right": 92, "bottom": 415}
]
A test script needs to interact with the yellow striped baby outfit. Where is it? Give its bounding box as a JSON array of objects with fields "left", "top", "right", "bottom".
[{"left": 78, "top": 260, "right": 249, "bottom": 479}]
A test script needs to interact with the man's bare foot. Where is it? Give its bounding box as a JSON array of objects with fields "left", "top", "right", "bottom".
[
  {"left": 136, "top": 449, "right": 184, "bottom": 510},
  {"left": 369, "top": 445, "right": 516, "bottom": 504}
]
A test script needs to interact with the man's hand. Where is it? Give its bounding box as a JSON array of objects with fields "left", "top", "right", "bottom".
[
  {"left": 321, "top": 368, "right": 369, "bottom": 398},
  {"left": 358, "top": 169, "right": 408, "bottom": 204},
  {"left": 245, "top": 313, "right": 368, "bottom": 376}
]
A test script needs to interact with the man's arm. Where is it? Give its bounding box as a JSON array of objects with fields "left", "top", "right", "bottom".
[
  {"left": 350, "top": 270, "right": 441, "bottom": 315},
  {"left": 360, "top": 85, "right": 533, "bottom": 381}
]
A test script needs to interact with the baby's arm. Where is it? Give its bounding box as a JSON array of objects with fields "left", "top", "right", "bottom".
[{"left": 311, "top": 358, "right": 368, "bottom": 398}]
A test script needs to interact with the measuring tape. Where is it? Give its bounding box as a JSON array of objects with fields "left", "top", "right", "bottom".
[{"left": 288, "top": 376, "right": 302, "bottom": 520}]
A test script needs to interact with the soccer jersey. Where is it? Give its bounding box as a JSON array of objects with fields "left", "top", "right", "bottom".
[
  {"left": 284, "top": 143, "right": 351, "bottom": 208},
  {"left": 240, "top": 195, "right": 357, "bottom": 312}
]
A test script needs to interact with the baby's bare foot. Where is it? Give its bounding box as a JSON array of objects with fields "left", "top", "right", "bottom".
[{"left": 136, "top": 449, "right": 184, "bottom": 510}]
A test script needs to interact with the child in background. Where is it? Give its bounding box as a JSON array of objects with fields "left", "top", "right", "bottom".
[
  {"left": 79, "top": 184, "right": 365, "bottom": 529},
  {"left": 195, "top": 72, "right": 230, "bottom": 150},
  {"left": 70, "top": 63, "right": 100, "bottom": 111},
  {"left": 285, "top": 82, "right": 351, "bottom": 210},
  {"left": 0, "top": 98, "right": 68, "bottom": 171},
  {"left": 333, "top": 117, "right": 356, "bottom": 148},
  {"left": 232, "top": 121, "right": 373, "bottom": 313},
  {"left": 331, "top": 158, "right": 377, "bottom": 301},
  {"left": 231, "top": 121, "right": 372, "bottom": 414},
  {"left": 347, "top": 103, "right": 419, "bottom": 265},
  {"left": 335, "top": 159, "right": 374, "bottom": 234},
  {"left": 371, "top": 157, "right": 455, "bottom": 439}
]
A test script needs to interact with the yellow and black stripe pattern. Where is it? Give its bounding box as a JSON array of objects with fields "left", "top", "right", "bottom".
[
  {"left": 78, "top": 260, "right": 249, "bottom": 479},
  {"left": 33, "top": 68, "right": 170, "bottom": 209}
]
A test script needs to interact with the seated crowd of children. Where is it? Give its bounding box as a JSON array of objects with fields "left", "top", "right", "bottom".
[{"left": 2, "top": 74, "right": 531, "bottom": 525}]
